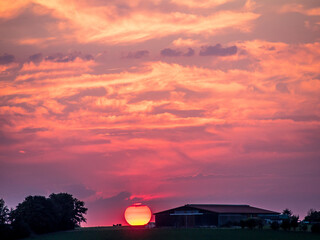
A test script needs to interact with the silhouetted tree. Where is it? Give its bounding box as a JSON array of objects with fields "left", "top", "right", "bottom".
[
  {"left": 280, "top": 208, "right": 295, "bottom": 231},
  {"left": 282, "top": 208, "right": 292, "bottom": 217},
  {"left": 290, "top": 215, "right": 299, "bottom": 231},
  {"left": 0, "top": 199, "right": 14, "bottom": 239},
  {"left": 0, "top": 199, "right": 9, "bottom": 225},
  {"left": 10, "top": 218, "right": 31, "bottom": 239},
  {"left": 305, "top": 209, "right": 320, "bottom": 223},
  {"left": 10, "top": 193, "right": 87, "bottom": 236},
  {"left": 49, "top": 193, "right": 87, "bottom": 230},
  {"left": 10, "top": 196, "right": 56, "bottom": 234}
]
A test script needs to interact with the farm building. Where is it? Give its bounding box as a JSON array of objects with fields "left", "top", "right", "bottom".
[{"left": 154, "top": 204, "right": 280, "bottom": 228}]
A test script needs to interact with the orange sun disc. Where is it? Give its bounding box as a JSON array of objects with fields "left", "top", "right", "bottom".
[{"left": 124, "top": 203, "right": 152, "bottom": 226}]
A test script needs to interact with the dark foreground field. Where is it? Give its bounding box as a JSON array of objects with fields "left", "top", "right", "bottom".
[{"left": 25, "top": 227, "right": 320, "bottom": 240}]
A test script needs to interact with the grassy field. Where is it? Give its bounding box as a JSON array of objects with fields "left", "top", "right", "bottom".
[{"left": 24, "top": 227, "right": 320, "bottom": 240}]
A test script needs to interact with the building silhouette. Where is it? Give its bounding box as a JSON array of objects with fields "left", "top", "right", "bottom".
[{"left": 154, "top": 204, "right": 280, "bottom": 227}]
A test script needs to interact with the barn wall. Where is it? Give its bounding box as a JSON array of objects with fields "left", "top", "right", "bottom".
[
  {"left": 155, "top": 211, "right": 219, "bottom": 227},
  {"left": 156, "top": 212, "right": 280, "bottom": 227},
  {"left": 155, "top": 213, "right": 175, "bottom": 227}
]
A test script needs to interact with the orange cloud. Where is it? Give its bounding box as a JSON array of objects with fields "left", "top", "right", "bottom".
[
  {"left": 1, "top": 41, "right": 319, "bottom": 194},
  {"left": 6, "top": 0, "right": 259, "bottom": 45},
  {"left": 3, "top": 41, "right": 320, "bottom": 135},
  {"left": 20, "top": 58, "right": 95, "bottom": 73},
  {"left": 17, "top": 37, "right": 57, "bottom": 47},
  {"left": 172, "top": 38, "right": 202, "bottom": 47},
  {"left": 170, "top": 0, "right": 234, "bottom": 8},
  {"left": 279, "top": 4, "right": 320, "bottom": 16},
  {"left": 0, "top": 0, "right": 31, "bottom": 19}
]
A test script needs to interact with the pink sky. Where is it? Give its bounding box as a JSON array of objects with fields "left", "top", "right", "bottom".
[{"left": 0, "top": 0, "right": 320, "bottom": 226}]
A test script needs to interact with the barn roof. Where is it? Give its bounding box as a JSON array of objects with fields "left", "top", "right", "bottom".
[{"left": 154, "top": 204, "right": 279, "bottom": 215}]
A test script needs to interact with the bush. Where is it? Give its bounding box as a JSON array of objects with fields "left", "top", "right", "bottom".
[
  {"left": 299, "top": 223, "right": 308, "bottom": 232},
  {"left": 240, "top": 220, "right": 246, "bottom": 229},
  {"left": 246, "top": 218, "right": 263, "bottom": 229},
  {"left": 0, "top": 224, "right": 15, "bottom": 240},
  {"left": 246, "top": 218, "right": 257, "bottom": 229},
  {"left": 271, "top": 221, "right": 280, "bottom": 230},
  {"left": 257, "top": 219, "right": 264, "bottom": 229},
  {"left": 221, "top": 221, "right": 233, "bottom": 227},
  {"left": 311, "top": 223, "right": 320, "bottom": 233},
  {"left": 281, "top": 219, "right": 291, "bottom": 231},
  {"left": 11, "top": 219, "right": 31, "bottom": 239},
  {"left": 239, "top": 218, "right": 264, "bottom": 230}
]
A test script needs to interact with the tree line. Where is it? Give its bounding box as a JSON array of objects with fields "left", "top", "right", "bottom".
[
  {"left": 240, "top": 208, "right": 320, "bottom": 233},
  {"left": 0, "top": 193, "right": 87, "bottom": 239}
]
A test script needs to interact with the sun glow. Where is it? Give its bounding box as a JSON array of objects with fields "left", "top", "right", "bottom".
[{"left": 124, "top": 203, "right": 152, "bottom": 226}]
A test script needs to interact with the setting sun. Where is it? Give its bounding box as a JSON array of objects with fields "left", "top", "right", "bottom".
[{"left": 124, "top": 203, "right": 152, "bottom": 226}]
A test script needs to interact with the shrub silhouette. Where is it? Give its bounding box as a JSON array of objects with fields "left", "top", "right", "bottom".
[
  {"left": 271, "top": 221, "right": 280, "bottom": 230},
  {"left": 280, "top": 219, "right": 291, "bottom": 231},
  {"left": 311, "top": 223, "right": 320, "bottom": 233},
  {"left": 299, "top": 223, "right": 308, "bottom": 232},
  {"left": 239, "top": 218, "right": 263, "bottom": 229}
]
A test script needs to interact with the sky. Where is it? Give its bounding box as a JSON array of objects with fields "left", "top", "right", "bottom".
[{"left": 0, "top": 0, "right": 320, "bottom": 227}]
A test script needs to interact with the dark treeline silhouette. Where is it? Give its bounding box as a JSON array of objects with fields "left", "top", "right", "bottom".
[
  {"left": 279, "top": 208, "right": 299, "bottom": 231},
  {"left": 305, "top": 209, "right": 320, "bottom": 223},
  {"left": 0, "top": 193, "right": 87, "bottom": 239},
  {"left": 221, "top": 208, "right": 320, "bottom": 234},
  {"left": 268, "top": 208, "right": 320, "bottom": 233},
  {"left": 306, "top": 209, "right": 320, "bottom": 233},
  {"left": 240, "top": 218, "right": 264, "bottom": 229}
]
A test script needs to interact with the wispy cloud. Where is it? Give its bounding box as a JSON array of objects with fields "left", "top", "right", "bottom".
[
  {"left": 1, "top": 0, "right": 259, "bottom": 45},
  {"left": 279, "top": 4, "right": 320, "bottom": 16},
  {"left": 170, "top": 0, "right": 234, "bottom": 9}
]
